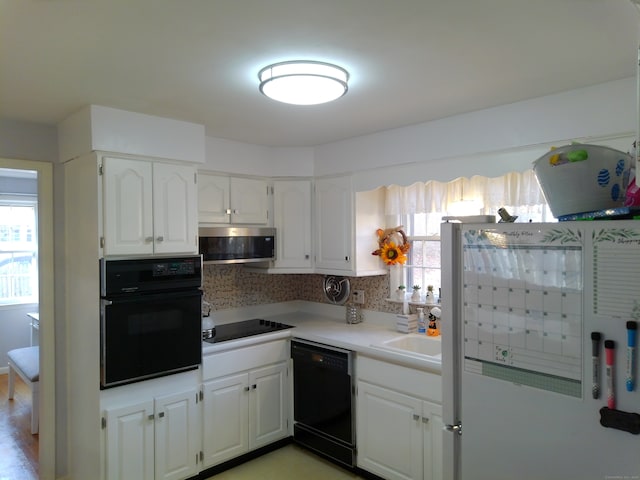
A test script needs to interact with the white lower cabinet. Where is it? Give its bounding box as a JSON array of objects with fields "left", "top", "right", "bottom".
[
  {"left": 202, "top": 372, "right": 249, "bottom": 465},
  {"left": 201, "top": 352, "right": 289, "bottom": 468},
  {"left": 357, "top": 382, "right": 443, "bottom": 480},
  {"left": 104, "top": 387, "right": 200, "bottom": 480},
  {"left": 356, "top": 356, "right": 443, "bottom": 480}
]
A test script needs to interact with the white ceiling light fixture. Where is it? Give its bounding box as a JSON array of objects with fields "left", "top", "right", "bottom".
[{"left": 258, "top": 60, "right": 349, "bottom": 106}]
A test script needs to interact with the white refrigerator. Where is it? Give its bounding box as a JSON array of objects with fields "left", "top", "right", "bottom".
[{"left": 441, "top": 221, "right": 640, "bottom": 480}]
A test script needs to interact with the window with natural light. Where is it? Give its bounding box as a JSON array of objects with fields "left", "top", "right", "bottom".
[
  {"left": 0, "top": 199, "right": 38, "bottom": 305},
  {"left": 387, "top": 170, "right": 555, "bottom": 299}
]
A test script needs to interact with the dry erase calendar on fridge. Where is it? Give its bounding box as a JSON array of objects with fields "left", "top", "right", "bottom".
[{"left": 461, "top": 227, "right": 583, "bottom": 397}]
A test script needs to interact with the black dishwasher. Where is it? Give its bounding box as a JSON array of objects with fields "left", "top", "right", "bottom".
[{"left": 291, "top": 339, "right": 355, "bottom": 468}]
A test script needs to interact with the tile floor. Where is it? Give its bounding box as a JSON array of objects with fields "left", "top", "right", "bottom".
[{"left": 206, "top": 444, "right": 365, "bottom": 480}]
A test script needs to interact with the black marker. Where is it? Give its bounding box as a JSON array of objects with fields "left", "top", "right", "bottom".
[{"left": 591, "top": 332, "right": 602, "bottom": 399}]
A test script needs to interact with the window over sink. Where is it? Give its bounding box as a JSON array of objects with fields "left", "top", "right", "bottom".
[{"left": 387, "top": 170, "right": 556, "bottom": 299}]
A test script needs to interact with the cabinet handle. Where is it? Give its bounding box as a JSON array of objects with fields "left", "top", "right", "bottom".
[
  {"left": 225, "top": 209, "right": 232, "bottom": 215},
  {"left": 158, "top": 412, "right": 165, "bottom": 418},
  {"left": 233, "top": 209, "right": 239, "bottom": 214},
  {"left": 148, "top": 414, "right": 154, "bottom": 421},
  {"left": 252, "top": 384, "right": 257, "bottom": 390},
  {"left": 244, "top": 386, "right": 250, "bottom": 392},
  {"left": 422, "top": 417, "right": 429, "bottom": 424},
  {"left": 145, "top": 236, "right": 153, "bottom": 243},
  {"left": 156, "top": 236, "right": 164, "bottom": 242},
  {"left": 345, "top": 256, "right": 350, "bottom": 262},
  {"left": 413, "top": 414, "right": 420, "bottom": 421},
  {"left": 305, "top": 254, "right": 310, "bottom": 259}
]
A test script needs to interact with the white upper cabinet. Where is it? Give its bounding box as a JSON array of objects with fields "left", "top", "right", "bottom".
[
  {"left": 101, "top": 156, "right": 197, "bottom": 256},
  {"left": 103, "top": 157, "right": 154, "bottom": 256},
  {"left": 152, "top": 163, "right": 198, "bottom": 254},
  {"left": 315, "top": 176, "right": 352, "bottom": 272},
  {"left": 198, "top": 173, "right": 269, "bottom": 225},
  {"left": 272, "top": 179, "right": 312, "bottom": 271},
  {"left": 314, "top": 175, "right": 387, "bottom": 276},
  {"left": 197, "top": 173, "right": 230, "bottom": 224}
]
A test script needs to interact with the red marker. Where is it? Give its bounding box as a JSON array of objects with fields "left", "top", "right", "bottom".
[{"left": 605, "top": 340, "right": 615, "bottom": 409}]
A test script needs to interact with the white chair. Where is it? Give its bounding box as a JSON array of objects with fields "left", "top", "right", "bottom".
[{"left": 7, "top": 346, "right": 40, "bottom": 434}]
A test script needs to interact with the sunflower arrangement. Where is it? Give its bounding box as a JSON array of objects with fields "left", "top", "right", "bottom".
[{"left": 372, "top": 226, "right": 410, "bottom": 265}]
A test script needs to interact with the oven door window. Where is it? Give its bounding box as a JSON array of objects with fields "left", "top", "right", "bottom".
[{"left": 101, "top": 289, "right": 202, "bottom": 388}]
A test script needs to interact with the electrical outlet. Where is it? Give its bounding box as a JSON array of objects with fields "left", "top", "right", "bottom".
[{"left": 353, "top": 290, "right": 365, "bottom": 304}]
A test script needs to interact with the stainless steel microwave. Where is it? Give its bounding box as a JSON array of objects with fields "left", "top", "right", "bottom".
[{"left": 198, "top": 227, "right": 276, "bottom": 264}]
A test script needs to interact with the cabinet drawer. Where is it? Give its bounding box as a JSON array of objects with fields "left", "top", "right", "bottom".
[
  {"left": 202, "top": 340, "right": 289, "bottom": 380},
  {"left": 357, "top": 355, "right": 442, "bottom": 403}
]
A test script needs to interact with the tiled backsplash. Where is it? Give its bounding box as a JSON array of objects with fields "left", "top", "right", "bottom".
[{"left": 202, "top": 265, "right": 404, "bottom": 314}]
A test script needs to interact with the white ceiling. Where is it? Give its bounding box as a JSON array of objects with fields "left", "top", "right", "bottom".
[{"left": 1, "top": 0, "right": 639, "bottom": 147}]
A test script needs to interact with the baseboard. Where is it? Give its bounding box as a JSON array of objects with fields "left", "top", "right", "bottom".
[{"left": 0, "top": 366, "right": 8, "bottom": 375}]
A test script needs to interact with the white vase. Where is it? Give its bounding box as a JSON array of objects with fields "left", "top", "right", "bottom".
[
  {"left": 411, "top": 290, "right": 421, "bottom": 302},
  {"left": 395, "top": 289, "right": 406, "bottom": 301}
]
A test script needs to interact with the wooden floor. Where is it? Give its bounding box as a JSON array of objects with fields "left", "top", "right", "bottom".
[{"left": 0, "top": 372, "right": 39, "bottom": 480}]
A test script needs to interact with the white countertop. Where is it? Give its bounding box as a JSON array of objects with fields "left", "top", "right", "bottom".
[{"left": 202, "top": 309, "right": 442, "bottom": 374}]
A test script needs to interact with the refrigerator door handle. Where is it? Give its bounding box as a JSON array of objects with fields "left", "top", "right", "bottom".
[{"left": 445, "top": 422, "right": 462, "bottom": 435}]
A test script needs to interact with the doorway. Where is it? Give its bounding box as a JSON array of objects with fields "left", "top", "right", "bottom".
[{"left": 0, "top": 159, "right": 54, "bottom": 480}]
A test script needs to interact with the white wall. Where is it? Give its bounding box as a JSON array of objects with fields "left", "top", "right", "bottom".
[
  {"left": 0, "top": 118, "right": 58, "bottom": 161},
  {"left": 0, "top": 121, "right": 63, "bottom": 478},
  {"left": 313, "top": 77, "right": 636, "bottom": 191},
  {"left": 200, "top": 77, "right": 636, "bottom": 191},
  {"left": 204, "top": 136, "right": 314, "bottom": 177}
]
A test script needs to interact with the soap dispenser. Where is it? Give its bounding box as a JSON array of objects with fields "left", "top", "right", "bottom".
[{"left": 417, "top": 307, "right": 426, "bottom": 334}]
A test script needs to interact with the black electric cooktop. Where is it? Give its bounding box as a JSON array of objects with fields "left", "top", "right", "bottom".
[{"left": 203, "top": 318, "right": 294, "bottom": 344}]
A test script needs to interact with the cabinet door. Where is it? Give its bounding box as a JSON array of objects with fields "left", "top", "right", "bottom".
[
  {"left": 357, "top": 381, "right": 423, "bottom": 480},
  {"left": 154, "top": 388, "right": 199, "bottom": 480},
  {"left": 198, "top": 173, "right": 230, "bottom": 224},
  {"left": 153, "top": 163, "right": 198, "bottom": 254},
  {"left": 202, "top": 373, "right": 249, "bottom": 467},
  {"left": 249, "top": 363, "right": 288, "bottom": 449},
  {"left": 423, "top": 400, "right": 443, "bottom": 480},
  {"left": 104, "top": 400, "right": 155, "bottom": 480},
  {"left": 273, "top": 180, "right": 312, "bottom": 269},
  {"left": 315, "top": 176, "right": 353, "bottom": 272},
  {"left": 102, "top": 157, "right": 154, "bottom": 256},
  {"left": 230, "top": 177, "right": 268, "bottom": 224}
]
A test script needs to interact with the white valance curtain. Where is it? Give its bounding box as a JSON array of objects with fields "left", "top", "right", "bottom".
[{"left": 385, "top": 170, "right": 545, "bottom": 215}]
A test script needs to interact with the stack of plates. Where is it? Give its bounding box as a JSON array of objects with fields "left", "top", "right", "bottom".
[{"left": 396, "top": 314, "right": 417, "bottom": 333}]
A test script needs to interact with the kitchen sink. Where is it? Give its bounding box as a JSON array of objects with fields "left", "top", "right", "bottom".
[{"left": 371, "top": 334, "right": 442, "bottom": 359}]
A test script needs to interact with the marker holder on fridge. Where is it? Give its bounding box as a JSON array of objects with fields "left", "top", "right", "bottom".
[{"left": 594, "top": 329, "right": 640, "bottom": 435}]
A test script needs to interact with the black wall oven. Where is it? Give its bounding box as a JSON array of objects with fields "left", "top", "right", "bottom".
[{"left": 100, "top": 256, "right": 203, "bottom": 389}]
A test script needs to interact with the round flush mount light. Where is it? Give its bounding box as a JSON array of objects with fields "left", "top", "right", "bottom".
[{"left": 258, "top": 60, "right": 349, "bottom": 105}]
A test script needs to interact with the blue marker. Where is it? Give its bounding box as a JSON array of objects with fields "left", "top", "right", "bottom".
[{"left": 627, "top": 321, "right": 637, "bottom": 392}]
